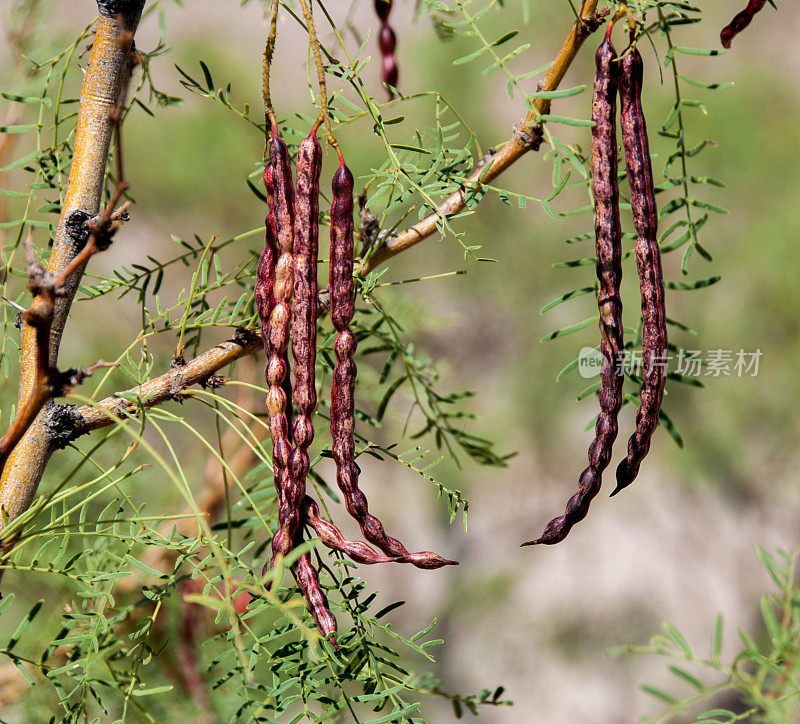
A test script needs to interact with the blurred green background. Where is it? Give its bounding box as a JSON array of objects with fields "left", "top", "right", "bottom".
[{"left": 1, "top": 0, "right": 799, "bottom": 721}]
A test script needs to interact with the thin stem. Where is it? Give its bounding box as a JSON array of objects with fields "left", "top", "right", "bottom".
[
  {"left": 299, "top": 0, "right": 336, "bottom": 148},
  {"left": 263, "top": 0, "right": 279, "bottom": 128}
]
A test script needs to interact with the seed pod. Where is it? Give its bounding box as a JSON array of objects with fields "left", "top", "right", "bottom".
[
  {"left": 254, "top": 162, "right": 277, "bottom": 352},
  {"left": 720, "top": 0, "right": 767, "bottom": 48},
  {"left": 264, "top": 124, "right": 296, "bottom": 571},
  {"left": 294, "top": 545, "right": 338, "bottom": 644},
  {"left": 301, "top": 496, "right": 399, "bottom": 564},
  {"left": 524, "top": 28, "right": 623, "bottom": 546},
  {"left": 374, "top": 0, "right": 398, "bottom": 97},
  {"left": 271, "top": 125, "right": 323, "bottom": 565},
  {"left": 612, "top": 43, "right": 667, "bottom": 497},
  {"left": 329, "top": 154, "right": 458, "bottom": 569}
]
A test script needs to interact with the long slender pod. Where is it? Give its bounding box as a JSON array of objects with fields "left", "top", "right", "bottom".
[
  {"left": 254, "top": 162, "right": 277, "bottom": 351},
  {"left": 265, "top": 123, "right": 297, "bottom": 570},
  {"left": 329, "top": 153, "right": 457, "bottom": 569},
  {"left": 720, "top": 0, "right": 768, "bottom": 48},
  {"left": 374, "top": 0, "right": 398, "bottom": 97},
  {"left": 524, "top": 26, "right": 623, "bottom": 546},
  {"left": 612, "top": 41, "right": 667, "bottom": 496},
  {"left": 271, "top": 125, "right": 323, "bottom": 563}
]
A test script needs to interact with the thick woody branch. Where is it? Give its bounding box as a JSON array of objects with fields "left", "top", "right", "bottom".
[
  {"left": 0, "top": 2, "right": 144, "bottom": 524},
  {"left": 357, "top": 0, "right": 603, "bottom": 276},
  {"left": 72, "top": 329, "right": 260, "bottom": 437}
]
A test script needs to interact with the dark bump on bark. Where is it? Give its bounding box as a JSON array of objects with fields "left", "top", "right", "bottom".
[
  {"left": 231, "top": 327, "right": 259, "bottom": 348},
  {"left": 64, "top": 210, "right": 92, "bottom": 252},
  {"left": 47, "top": 404, "right": 87, "bottom": 448},
  {"left": 96, "top": 0, "right": 146, "bottom": 28}
]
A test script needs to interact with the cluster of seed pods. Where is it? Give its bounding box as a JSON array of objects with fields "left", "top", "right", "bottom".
[
  {"left": 528, "top": 21, "right": 666, "bottom": 545},
  {"left": 720, "top": 0, "right": 768, "bottom": 48},
  {"left": 525, "top": 25, "right": 623, "bottom": 546},
  {"left": 254, "top": 121, "right": 455, "bottom": 641},
  {"left": 374, "top": 0, "right": 398, "bottom": 97}
]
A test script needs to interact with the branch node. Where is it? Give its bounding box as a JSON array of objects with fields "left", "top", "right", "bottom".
[
  {"left": 65, "top": 210, "right": 93, "bottom": 251},
  {"left": 513, "top": 121, "right": 544, "bottom": 152},
  {"left": 47, "top": 404, "right": 86, "bottom": 450},
  {"left": 200, "top": 374, "right": 226, "bottom": 390}
]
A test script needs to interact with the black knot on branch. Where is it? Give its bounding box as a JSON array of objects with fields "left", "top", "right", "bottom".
[
  {"left": 200, "top": 374, "right": 226, "bottom": 389},
  {"left": 231, "top": 327, "right": 259, "bottom": 348},
  {"left": 65, "top": 210, "right": 92, "bottom": 251},
  {"left": 580, "top": 9, "right": 610, "bottom": 37},
  {"left": 96, "top": 0, "right": 146, "bottom": 27},
  {"left": 514, "top": 122, "right": 544, "bottom": 152},
  {"left": 47, "top": 404, "right": 87, "bottom": 448}
]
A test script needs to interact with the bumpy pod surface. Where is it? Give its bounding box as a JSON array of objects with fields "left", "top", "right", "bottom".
[
  {"left": 613, "top": 45, "right": 667, "bottom": 496},
  {"left": 271, "top": 127, "right": 323, "bottom": 565},
  {"left": 294, "top": 543, "right": 337, "bottom": 644},
  {"left": 374, "top": 0, "right": 398, "bottom": 96},
  {"left": 721, "top": 0, "right": 767, "bottom": 48},
  {"left": 301, "top": 496, "right": 399, "bottom": 564},
  {"left": 525, "top": 31, "right": 623, "bottom": 546},
  {"left": 254, "top": 162, "right": 277, "bottom": 352},
  {"left": 265, "top": 125, "right": 297, "bottom": 570},
  {"left": 329, "top": 156, "right": 457, "bottom": 569}
]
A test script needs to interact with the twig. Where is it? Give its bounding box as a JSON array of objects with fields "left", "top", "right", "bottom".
[
  {"left": 356, "top": 0, "right": 604, "bottom": 275},
  {"left": 299, "top": 0, "right": 337, "bottom": 148},
  {"left": 262, "top": 0, "right": 279, "bottom": 127}
]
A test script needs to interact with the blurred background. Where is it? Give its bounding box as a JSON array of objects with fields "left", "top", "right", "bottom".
[{"left": 2, "top": 0, "right": 800, "bottom": 721}]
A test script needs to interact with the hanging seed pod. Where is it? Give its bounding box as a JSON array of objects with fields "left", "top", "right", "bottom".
[
  {"left": 721, "top": 0, "right": 767, "bottom": 48},
  {"left": 264, "top": 123, "right": 297, "bottom": 572},
  {"left": 271, "top": 125, "right": 323, "bottom": 566},
  {"left": 329, "top": 153, "right": 457, "bottom": 569},
  {"left": 612, "top": 42, "right": 667, "bottom": 497},
  {"left": 524, "top": 27, "right": 624, "bottom": 546},
  {"left": 301, "top": 496, "right": 399, "bottom": 564},
  {"left": 254, "top": 161, "right": 277, "bottom": 351},
  {"left": 374, "top": 0, "right": 398, "bottom": 97},
  {"left": 294, "top": 546, "right": 338, "bottom": 644}
]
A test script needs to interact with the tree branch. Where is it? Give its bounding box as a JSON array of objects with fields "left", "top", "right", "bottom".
[
  {"left": 357, "top": 0, "right": 603, "bottom": 276},
  {"left": 72, "top": 329, "right": 261, "bottom": 437},
  {"left": 0, "top": 2, "right": 144, "bottom": 524}
]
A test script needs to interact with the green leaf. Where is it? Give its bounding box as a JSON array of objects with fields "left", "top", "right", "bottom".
[
  {"left": 711, "top": 614, "right": 723, "bottom": 666},
  {"left": 666, "top": 275, "right": 720, "bottom": 290},
  {"left": 539, "top": 287, "right": 594, "bottom": 313},
  {"left": 376, "top": 376, "right": 407, "bottom": 422},
  {"left": 640, "top": 685, "right": 678, "bottom": 705},
  {"left": 540, "top": 315, "right": 596, "bottom": 342},
  {"left": 663, "top": 623, "right": 692, "bottom": 658}
]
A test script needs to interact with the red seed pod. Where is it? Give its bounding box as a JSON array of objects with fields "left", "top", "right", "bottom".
[
  {"left": 294, "top": 547, "right": 338, "bottom": 644},
  {"left": 374, "top": 0, "right": 398, "bottom": 97},
  {"left": 271, "top": 126, "right": 323, "bottom": 566},
  {"left": 301, "top": 496, "right": 399, "bottom": 564},
  {"left": 720, "top": 0, "right": 767, "bottom": 48},
  {"left": 612, "top": 44, "right": 667, "bottom": 496},
  {"left": 525, "top": 28, "right": 623, "bottom": 546},
  {"left": 264, "top": 123, "right": 297, "bottom": 570},
  {"left": 254, "top": 162, "right": 277, "bottom": 352},
  {"left": 329, "top": 153, "right": 457, "bottom": 569}
]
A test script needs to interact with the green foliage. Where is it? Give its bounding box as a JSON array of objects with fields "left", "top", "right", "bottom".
[{"left": 613, "top": 546, "right": 800, "bottom": 723}]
